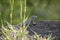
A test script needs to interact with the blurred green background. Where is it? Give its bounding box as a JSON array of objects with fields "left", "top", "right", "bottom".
[{"left": 0, "top": 0, "right": 60, "bottom": 25}]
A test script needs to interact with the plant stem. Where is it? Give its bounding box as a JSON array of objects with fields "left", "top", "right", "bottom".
[
  {"left": 20, "top": 0, "right": 23, "bottom": 22},
  {"left": 9, "top": 0, "right": 14, "bottom": 24}
]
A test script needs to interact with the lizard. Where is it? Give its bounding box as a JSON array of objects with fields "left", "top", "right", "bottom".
[{"left": 13, "top": 16, "right": 37, "bottom": 30}]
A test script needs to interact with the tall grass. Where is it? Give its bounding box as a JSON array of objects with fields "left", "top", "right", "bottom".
[
  {"left": 1, "top": 0, "right": 30, "bottom": 40},
  {"left": 0, "top": 0, "right": 54, "bottom": 40}
]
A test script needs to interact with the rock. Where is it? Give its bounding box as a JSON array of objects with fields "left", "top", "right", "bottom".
[{"left": 29, "top": 20, "right": 60, "bottom": 40}]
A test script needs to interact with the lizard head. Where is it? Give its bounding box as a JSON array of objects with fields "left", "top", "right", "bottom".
[
  {"left": 31, "top": 16, "right": 37, "bottom": 20},
  {"left": 30, "top": 16, "right": 37, "bottom": 25}
]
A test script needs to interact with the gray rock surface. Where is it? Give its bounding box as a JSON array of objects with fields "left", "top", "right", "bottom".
[{"left": 29, "top": 20, "right": 60, "bottom": 40}]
